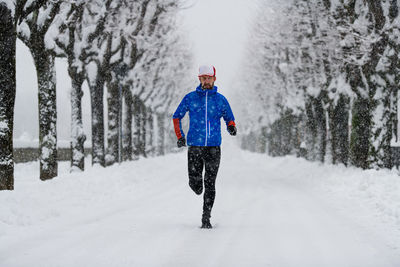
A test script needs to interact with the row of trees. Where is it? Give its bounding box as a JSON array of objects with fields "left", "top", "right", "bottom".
[
  {"left": 236, "top": 0, "right": 400, "bottom": 170},
  {"left": 0, "top": 0, "right": 193, "bottom": 190}
]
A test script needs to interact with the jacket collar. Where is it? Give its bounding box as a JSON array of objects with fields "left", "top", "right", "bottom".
[{"left": 196, "top": 84, "right": 218, "bottom": 95}]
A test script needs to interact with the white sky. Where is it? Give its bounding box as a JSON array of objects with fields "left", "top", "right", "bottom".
[
  {"left": 179, "top": 0, "right": 257, "bottom": 99},
  {"left": 13, "top": 0, "right": 258, "bottom": 145}
]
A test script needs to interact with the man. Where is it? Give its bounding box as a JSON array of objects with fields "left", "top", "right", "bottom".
[{"left": 172, "top": 65, "right": 237, "bottom": 229}]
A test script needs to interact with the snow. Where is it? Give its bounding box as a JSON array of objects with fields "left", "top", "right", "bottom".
[
  {"left": 72, "top": 150, "right": 84, "bottom": 161},
  {"left": 390, "top": 138, "right": 400, "bottom": 147},
  {"left": 1, "top": 140, "right": 400, "bottom": 266},
  {"left": 37, "top": 4, "right": 52, "bottom": 28},
  {"left": 17, "top": 22, "right": 31, "bottom": 40},
  {"left": 86, "top": 61, "right": 98, "bottom": 84},
  {"left": 44, "top": 21, "right": 60, "bottom": 50},
  {"left": 1, "top": 0, "right": 15, "bottom": 17},
  {"left": 24, "top": 0, "right": 34, "bottom": 9},
  {"left": 300, "top": 141, "right": 306, "bottom": 149},
  {"left": 40, "top": 146, "right": 51, "bottom": 160},
  {"left": 0, "top": 121, "right": 8, "bottom": 136}
]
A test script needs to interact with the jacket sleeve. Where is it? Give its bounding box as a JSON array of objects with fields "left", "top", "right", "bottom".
[
  {"left": 221, "top": 96, "right": 235, "bottom": 127},
  {"left": 172, "top": 95, "right": 189, "bottom": 140}
]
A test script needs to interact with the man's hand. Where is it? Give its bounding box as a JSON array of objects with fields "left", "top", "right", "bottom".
[
  {"left": 227, "top": 125, "right": 237, "bottom": 136},
  {"left": 177, "top": 137, "right": 186, "bottom": 147}
]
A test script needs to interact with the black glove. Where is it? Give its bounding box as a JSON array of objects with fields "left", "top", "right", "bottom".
[
  {"left": 227, "top": 125, "right": 237, "bottom": 136},
  {"left": 177, "top": 137, "right": 186, "bottom": 148}
]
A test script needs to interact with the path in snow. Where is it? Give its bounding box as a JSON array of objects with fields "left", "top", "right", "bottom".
[{"left": 1, "top": 140, "right": 400, "bottom": 267}]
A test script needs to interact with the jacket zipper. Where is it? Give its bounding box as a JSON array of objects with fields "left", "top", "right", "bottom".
[{"left": 205, "top": 91, "right": 208, "bottom": 146}]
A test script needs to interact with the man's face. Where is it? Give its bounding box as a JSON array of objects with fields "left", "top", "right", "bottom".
[{"left": 199, "top": 76, "right": 216, "bottom": 90}]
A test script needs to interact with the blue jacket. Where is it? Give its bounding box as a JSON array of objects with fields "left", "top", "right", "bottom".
[{"left": 173, "top": 84, "right": 235, "bottom": 147}]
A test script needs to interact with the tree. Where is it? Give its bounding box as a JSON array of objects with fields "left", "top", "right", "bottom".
[
  {"left": 122, "top": 0, "right": 192, "bottom": 160},
  {"left": 18, "top": 1, "right": 63, "bottom": 180},
  {"left": 56, "top": 0, "right": 113, "bottom": 169},
  {"left": 0, "top": 0, "right": 48, "bottom": 190},
  {"left": 104, "top": 0, "right": 153, "bottom": 165},
  {"left": 237, "top": 0, "right": 400, "bottom": 171},
  {"left": 368, "top": 0, "right": 399, "bottom": 168}
]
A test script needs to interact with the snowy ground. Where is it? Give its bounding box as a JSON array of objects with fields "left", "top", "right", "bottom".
[{"left": 1, "top": 140, "right": 400, "bottom": 267}]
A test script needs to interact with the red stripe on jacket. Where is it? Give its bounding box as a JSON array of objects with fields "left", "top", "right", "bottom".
[
  {"left": 173, "top": 118, "right": 182, "bottom": 140},
  {"left": 228, "top": 121, "right": 236, "bottom": 127}
]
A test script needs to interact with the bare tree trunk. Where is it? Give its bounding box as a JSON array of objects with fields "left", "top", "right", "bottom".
[
  {"left": 106, "top": 80, "right": 119, "bottom": 166},
  {"left": 330, "top": 94, "right": 349, "bottom": 165},
  {"left": 31, "top": 46, "right": 58, "bottom": 180},
  {"left": 140, "top": 104, "right": 147, "bottom": 158},
  {"left": 70, "top": 72, "right": 86, "bottom": 171},
  {"left": 123, "top": 86, "right": 133, "bottom": 161},
  {"left": 156, "top": 113, "right": 165, "bottom": 156},
  {"left": 348, "top": 1, "right": 386, "bottom": 169},
  {"left": 305, "top": 99, "right": 316, "bottom": 161},
  {"left": 133, "top": 96, "right": 141, "bottom": 159},
  {"left": 133, "top": 96, "right": 146, "bottom": 158},
  {"left": 166, "top": 113, "right": 177, "bottom": 154},
  {"left": 314, "top": 95, "right": 327, "bottom": 163},
  {"left": 146, "top": 108, "right": 154, "bottom": 157},
  {"left": 88, "top": 71, "right": 106, "bottom": 167},
  {"left": 0, "top": 4, "right": 15, "bottom": 190}
]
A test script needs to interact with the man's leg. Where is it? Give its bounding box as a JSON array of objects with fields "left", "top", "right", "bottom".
[
  {"left": 188, "top": 146, "right": 204, "bottom": 195},
  {"left": 202, "top": 146, "right": 221, "bottom": 227}
]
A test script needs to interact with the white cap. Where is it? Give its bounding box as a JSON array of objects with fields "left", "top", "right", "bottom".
[{"left": 198, "top": 65, "right": 216, "bottom": 77}]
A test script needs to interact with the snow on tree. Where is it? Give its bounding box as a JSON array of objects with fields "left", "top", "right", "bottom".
[
  {"left": 108, "top": 0, "right": 193, "bottom": 160},
  {"left": 55, "top": 0, "right": 113, "bottom": 169},
  {"left": 103, "top": 0, "right": 154, "bottom": 165},
  {"left": 17, "top": 1, "right": 64, "bottom": 180},
  {"left": 132, "top": 2, "right": 193, "bottom": 157},
  {"left": 367, "top": 0, "right": 400, "bottom": 169},
  {"left": 236, "top": 0, "right": 400, "bottom": 170},
  {"left": 0, "top": 0, "right": 48, "bottom": 190}
]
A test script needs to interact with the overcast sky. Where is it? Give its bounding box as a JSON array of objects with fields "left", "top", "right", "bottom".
[
  {"left": 13, "top": 0, "right": 257, "bottom": 146},
  {"left": 180, "top": 0, "right": 257, "bottom": 98}
]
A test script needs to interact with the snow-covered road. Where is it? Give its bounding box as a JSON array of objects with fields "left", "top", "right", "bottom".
[{"left": 1, "top": 141, "right": 400, "bottom": 267}]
